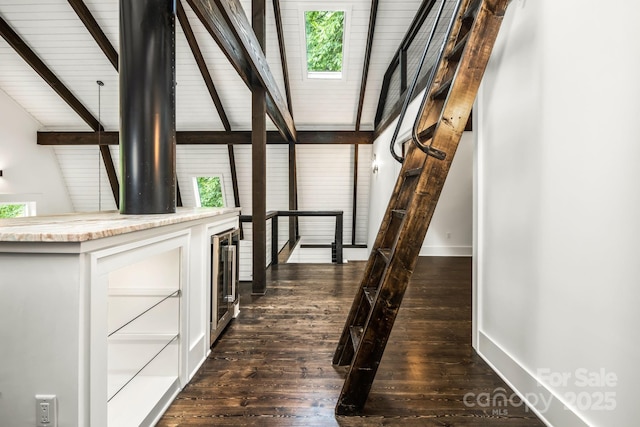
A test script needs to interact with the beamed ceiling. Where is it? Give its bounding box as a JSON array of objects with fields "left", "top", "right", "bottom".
[{"left": 0, "top": 0, "right": 423, "bottom": 139}]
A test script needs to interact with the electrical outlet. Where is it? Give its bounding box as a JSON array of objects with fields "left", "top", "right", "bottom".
[{"left": 35, "top": 395, "right": 57, "bottom": 427}]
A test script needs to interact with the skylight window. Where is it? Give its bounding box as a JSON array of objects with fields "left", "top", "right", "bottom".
[{"left": 304, "top": 10, "right": 345, "bottom": 79}]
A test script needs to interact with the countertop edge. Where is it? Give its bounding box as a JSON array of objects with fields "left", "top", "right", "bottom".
[{"left": 0, "top": 208, "right": 241, "bottom": 243}]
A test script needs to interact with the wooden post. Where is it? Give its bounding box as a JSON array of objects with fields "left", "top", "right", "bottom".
[{"left": 251, "top": 0, "right": 267, "bottom": 294}]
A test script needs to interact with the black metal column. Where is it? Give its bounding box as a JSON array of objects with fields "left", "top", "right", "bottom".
[{"left": 119, "top": 0, "right": 176, "bottom": 214}]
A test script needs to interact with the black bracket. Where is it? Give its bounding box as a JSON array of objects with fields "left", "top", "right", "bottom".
[{"left": 426, "top": 146, "right": 447, "bottom": 160}]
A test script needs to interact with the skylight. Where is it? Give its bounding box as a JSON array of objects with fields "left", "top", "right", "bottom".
[{"left": 304, "top": 10, "right": 345, "bottom": 79}]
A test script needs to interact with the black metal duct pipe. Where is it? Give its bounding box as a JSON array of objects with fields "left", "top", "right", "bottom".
[{"left": 119, "top": 0, "right": 176, "bottom": 214}]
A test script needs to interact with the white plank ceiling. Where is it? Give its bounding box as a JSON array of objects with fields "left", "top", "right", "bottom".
[{"left": 0, "top": 0, "right": 422, "bottom": 132}]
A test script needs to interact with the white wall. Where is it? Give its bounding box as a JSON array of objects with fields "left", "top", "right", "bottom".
[
  {"left": 475, "top": 1, "right": 639, "bottom": 426},
  {"left": 297, "top": 144, "right": 372, "bottom": 245},
  {"left": 0, "top": 89, "right": 72, "bottom": 214},
  {"left": 367, "top": 89, "right": 474, "bottom": 256}
]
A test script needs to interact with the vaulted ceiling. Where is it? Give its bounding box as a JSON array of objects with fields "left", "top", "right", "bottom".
[{"left": 0, "top": 0, "right": 423, "bottom": 134}]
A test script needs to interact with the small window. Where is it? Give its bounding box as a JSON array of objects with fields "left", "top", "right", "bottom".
[
  {"left": 193, "top": 176, "right": 225, "bottom": 208},
  {"left": 0, "top": 202, "right": 35, "bottom": 218},
  {"left": 304, "top": 10, "right": 345, "bottom": 79}
]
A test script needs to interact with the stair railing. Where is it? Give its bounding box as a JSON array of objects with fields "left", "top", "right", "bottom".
[
  {"left": 388, "top": 0, "right": 448, "bottom": 163},
  {"left": 412, "top": 0, "right": 463, "bottom": 157}
]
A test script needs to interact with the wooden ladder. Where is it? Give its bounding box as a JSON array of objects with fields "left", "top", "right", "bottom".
[{"left": 333, "top": 0, "right": 511, "bottom": 415}]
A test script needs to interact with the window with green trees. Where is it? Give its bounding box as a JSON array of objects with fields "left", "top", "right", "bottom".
[
  {"left": 304, "top": 10, "right": 345, "bottom": 77},
  {"left": 194, "top": 176, "right": 224, "bottom": 208},
  {"left": 0, "top": 203, "right": 26, "bottom": 218}
]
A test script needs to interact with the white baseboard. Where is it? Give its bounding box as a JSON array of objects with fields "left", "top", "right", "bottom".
[
  {"left": 419, "top": 245, "right": 472, "bottom": 257},
  {"left": 477, "top": 331, "right": 591, "bottom": 427}
]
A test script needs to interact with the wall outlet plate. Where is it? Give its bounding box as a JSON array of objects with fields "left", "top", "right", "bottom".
[{"left": 35, "top": 395, "right": 57, "bottom": 427}]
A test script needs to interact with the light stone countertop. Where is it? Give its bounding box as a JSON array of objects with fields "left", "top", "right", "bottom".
[{"left": 0, "top": 207, "right": 240, "bottom": 242}]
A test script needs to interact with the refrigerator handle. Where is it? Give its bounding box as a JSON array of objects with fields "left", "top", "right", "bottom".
[{"left": 224, "top": 245, "right": 236, "bottom": 302}]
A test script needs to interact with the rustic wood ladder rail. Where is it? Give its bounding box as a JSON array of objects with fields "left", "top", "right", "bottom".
[{"left": 332, "top": 0, "right": 511, "bottom": 415}]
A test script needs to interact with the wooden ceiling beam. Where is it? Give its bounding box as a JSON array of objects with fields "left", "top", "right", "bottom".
[
  {"left": 177, "top": 0, "right": 232, "bottom": 131},
  {"left": 272, "top": 0, "right": 292, "bottom": 114},
  {"left": 99, "top": 145, "right": 120, "bottom": 206},
  {"left": 0, "top": 15, "right": 102, "bottom": 131},
  {"left": 38, "top": 131, "right": 374, "bottom": 145},
  {"left": 272, "top": 0, "right": 297, "bottom": 236},
  {"left": 0, "top": 13, "right": 123, "bottom": 207},
  {"left": 187, "top": 0, "right": 296, "bottom": 142},
  {"left": 355, "top": 0, "right": 379, "bottom": 131},
  {"left": 67, "top": 0, "right": 118, "bottom": 71}
]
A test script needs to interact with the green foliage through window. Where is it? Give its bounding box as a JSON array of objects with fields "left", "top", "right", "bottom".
[
  {"left": 305, "top": 10, "right": 345, "bottom": 73},
  {"left": 0, "top": 204, "right": 26, "bottom": 218},
  {"left": 195, "top": 176, "right": 224, "bottom": 208}
]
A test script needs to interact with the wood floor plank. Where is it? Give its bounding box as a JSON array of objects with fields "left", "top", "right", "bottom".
[{"left": 157, "top": 257, "right": 544, "bottom": 426}]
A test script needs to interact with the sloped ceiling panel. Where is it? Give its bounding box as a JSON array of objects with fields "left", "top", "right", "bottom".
[
  {"left": 359, "top": 0, "right": 423, "bottom": 130},
  {"left": 1, "top": 0, "right": 418, "bottom": 132},
  {"left": 280, "top": 1, "right": 365, "bottom": 130},
  {"left": 182, "top": 0, "right": 252, "bottom": 131},
  {"left": 0, "top": 0, "right": 116, "bottom": 130},
  {"left": 175, "top": 16, "right": 227, "bottom": 131}
]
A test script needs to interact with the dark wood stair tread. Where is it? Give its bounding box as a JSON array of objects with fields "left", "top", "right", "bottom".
[
  {"left": 432, "top": 77, "right": 453, "bottom": 100},
  {"left": 391, "top": 209, "right": 406, "bottom": 218},
  {"left": 404, "top": 167, "right": 423, "bottom": 177},
  {"left": 349, "top": 326, "right": 364, "bottom": 351},
  {"left": 363, "top": 287, "right": 377, "bottom": 305},
  {"left": 377, "top": 248, "right": 392, "bottom": 263},
  {"left": 447, "top": 32, "right": 470, "bottom": 62},
  {"left": 416, "top": 123, "right": 437, "bottom": 143},
  {"left": 463, "top": 0, "right": 482, "bottom": 21}
]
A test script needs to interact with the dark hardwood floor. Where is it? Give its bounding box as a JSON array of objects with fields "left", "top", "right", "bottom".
[{"left": 158, "top": 257, "right": 544, "bottom": 426}]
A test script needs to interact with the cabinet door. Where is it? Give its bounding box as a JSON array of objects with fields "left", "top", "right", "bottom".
[{"left": 91, "top": 232, "right": 189, "bottom": 427}]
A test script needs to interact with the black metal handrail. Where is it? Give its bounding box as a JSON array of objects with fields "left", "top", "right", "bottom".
[
  {"left": 374, "top": 0, "right": 438, "bottom": 130},
  {"left": 412, "top": 0, "right": 462, "bottom": 156},
  {"left": 388, "top": 0, "right": 447, "bottom": 163},
  {"left": 239, "top": 210, "right": 344, "bottom": 265}
]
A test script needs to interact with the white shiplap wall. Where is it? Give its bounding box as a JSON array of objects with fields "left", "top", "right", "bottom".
[
  {"left": 175, "top": 145, "right": 235, "bottom": 208},
  {"left": 296, "top": 144, "right": 371, "bottom": 245},
  {"left": 53, "top": 145, "right": 118, "bottom": 212},
  {"left": 233, "top": 145, "right": 290, "bottom": 280},
  {"left": 356, "top": 144, "right": 372, "bottom": 244}
]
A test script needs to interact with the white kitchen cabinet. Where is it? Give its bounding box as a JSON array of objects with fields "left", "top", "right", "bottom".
[{"left": 0, "top": 208, "right": 239, "bottom": 427}]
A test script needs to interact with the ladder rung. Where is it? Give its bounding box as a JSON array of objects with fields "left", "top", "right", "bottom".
[
  {"left": 377, "top": 248, "right": 391, "bottom": 264},
  {"left": 363, "top": 287, "right": 377, "bottom": 305},
  {"left": 391, "top": 209, "right": 406, "bottom": 218},
  {"left": 349, "top": 326, "right": 364, "bottom": 351},
  {"left": 463, "top": 0, "right": 482, "bottom": 22},
  {"left": 404, "top": 167, "right": 422, "bottom": 178},
  {"left": 432, "top": 77, "right": 453, "bottom": 100},
  {"left": 417, "top": 123, "right": 437, "bottom": 144},
  {"left": 447, "top": 32, "right": 470, "bottom": 62}
]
